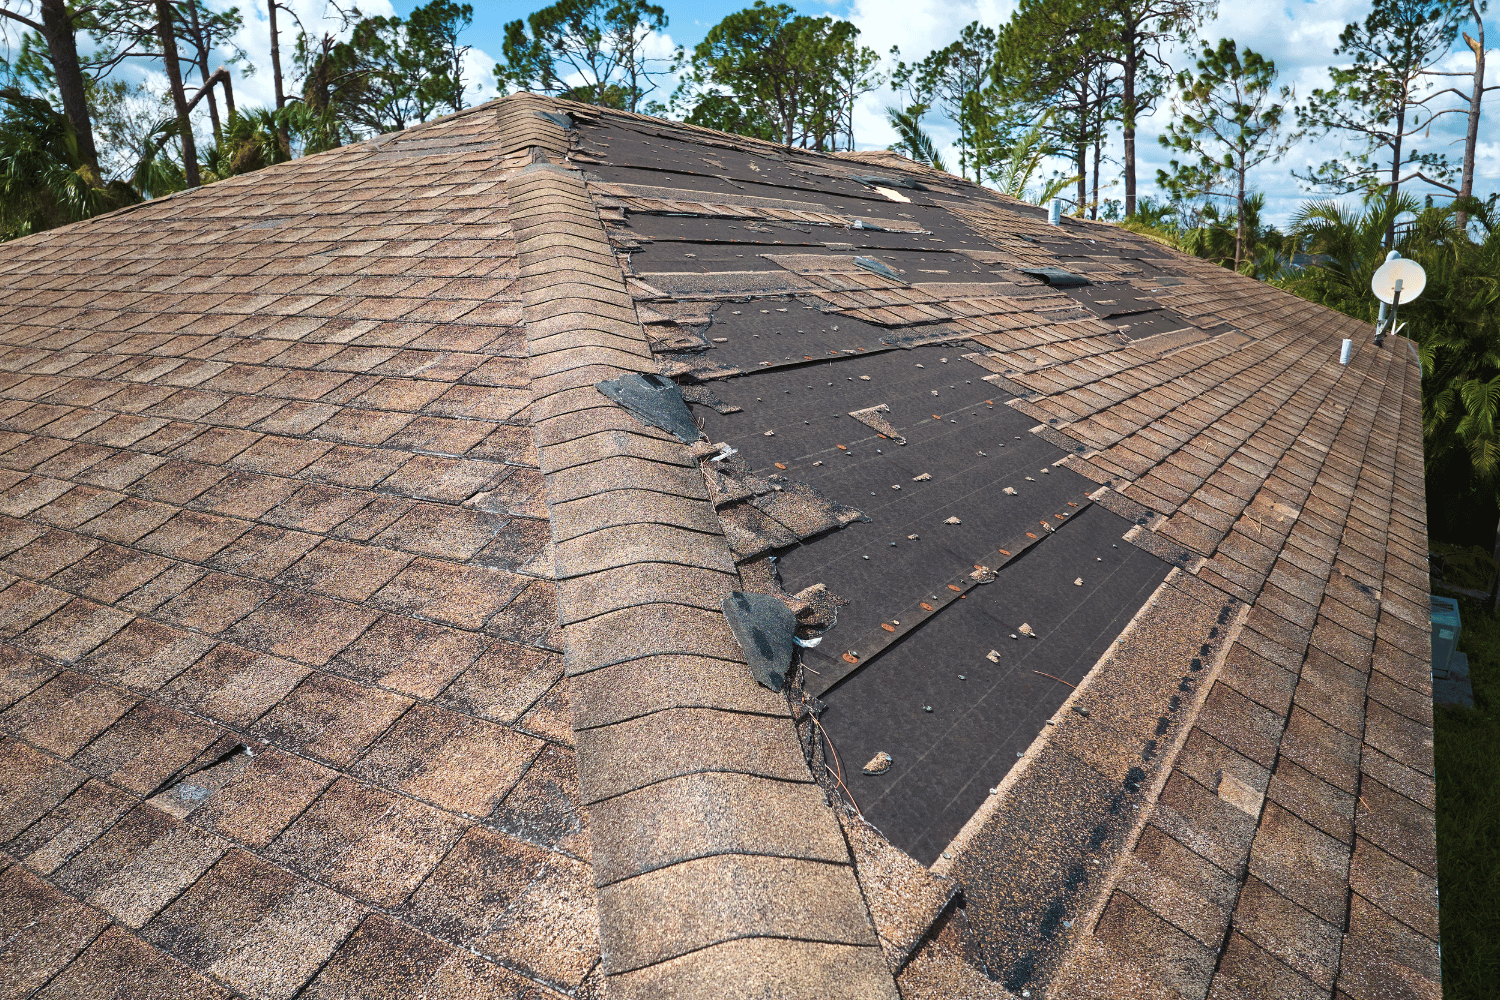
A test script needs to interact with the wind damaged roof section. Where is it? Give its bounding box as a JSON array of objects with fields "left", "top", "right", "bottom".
[{"left": 563, "top": 98, "right": 1436, "bottom": 1000}]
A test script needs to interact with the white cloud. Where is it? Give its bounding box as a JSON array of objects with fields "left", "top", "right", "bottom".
[
  {"left": 833, "top": 0, "right": 1499, "bottom": 224},
  {"left": 225, "top": 0, "right": 397, "bottom": 110}
]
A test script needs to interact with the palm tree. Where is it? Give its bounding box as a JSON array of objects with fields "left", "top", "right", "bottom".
[
  {"left": 885, "top": 104, "right": 946, "bottom": 172},
  {"left": 0, "top": 88, "right": 136, "bottom": 240},
  {"left": 987, "top": 110, "right": 1077, "bottom": 207}
]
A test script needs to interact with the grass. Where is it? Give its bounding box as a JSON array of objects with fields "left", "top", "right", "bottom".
[{"left": 1432, "top": 587, "right": 1500, "bottom": 999}]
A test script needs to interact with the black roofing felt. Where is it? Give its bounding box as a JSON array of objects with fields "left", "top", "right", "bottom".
[
  {"left": 603, "top": 116, "right": 1184, "bottom": 871},
  {"left": 582, "top": 124, "right": 884, "bottom": 201},
  {"left": 824, "top": 505, "right": 1168, "bottom": 865},
  {"left": 690, "top": 345, "right": 1171, "bottom": 862},
  {"left": 671, "top": 295, "right": 904, "bottom": 370}
]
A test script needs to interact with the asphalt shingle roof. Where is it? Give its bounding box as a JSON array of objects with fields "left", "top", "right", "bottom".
[{"left": 0, "top": 94, "right": 1436, "bottom": 1000}]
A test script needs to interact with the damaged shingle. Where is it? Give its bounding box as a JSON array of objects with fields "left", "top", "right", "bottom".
[
  {"left": 749, "top": 478, "right": 867, "bottom": 538},
  {"left": 848, "top": 403, "right": 906, "bottom": 445},
  {"left": 722, "top": 591, "right": 798, "bottom": 691},
  {"left": 1019, "top": 267, "right": 1090, "bottom": 288},
  {"left": 854, "top": 256, "right": 906, "bottom": 283},
  {"left": 596, "top": 372, "right": 703, "bottom": 443},
  {"left": 680, "top": 383, "right": 743, "bottom": 414}
]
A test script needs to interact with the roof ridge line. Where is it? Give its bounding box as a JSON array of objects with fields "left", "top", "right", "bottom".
[{"left": 504, "top": 146, "right": 900, "bottom": 999}]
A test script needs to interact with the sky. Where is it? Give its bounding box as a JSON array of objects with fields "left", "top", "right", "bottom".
[{"left": 4, "top": 0, "right": 1496, "bottom": 225}]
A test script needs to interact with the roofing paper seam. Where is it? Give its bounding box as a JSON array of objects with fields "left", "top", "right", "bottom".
[{"left": 806, "top": 491, "right": 1097, "bottom": 697}]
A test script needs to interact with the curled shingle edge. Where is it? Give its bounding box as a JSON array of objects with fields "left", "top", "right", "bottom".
[{"left": 502, "top": 96, "right": 899, "bottom": 1000}]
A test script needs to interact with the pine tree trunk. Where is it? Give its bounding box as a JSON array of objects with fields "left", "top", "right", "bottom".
[
  {"left": 1235, "top": 157, "right": 1246, "bottom": 271},
  {"left": 1122, "top": 49, "right": 1137, "bottom": 218},
  {"left": 156, "top": 0, "right": 200, "bottom": 188},
  {"left": 1458, "top": 27, "right": 1485, "bottom": 231},
  {"left": 1385, "top": 103, "right": 1404, "bottom": 248},
  {"left": 38, "top": 0, "right": 99, "bottom": 172},
  {"left": 185, "top": 2, "right": 222, "bottom": 142},
  {"left": 268, "top": 0, "right": 286, "bottom": 110}
]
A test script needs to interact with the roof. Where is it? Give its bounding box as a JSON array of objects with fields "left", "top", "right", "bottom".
[{"left": 0, "top": 93, "right": 1437, "bottom": 1000}]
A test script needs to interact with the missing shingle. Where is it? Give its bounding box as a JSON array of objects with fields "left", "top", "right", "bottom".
[
  {"left": 145, "top": 742, "right": 255, "bottom": 817},
  {"left": 596, "top": 372, "right": 703, "bottom": 443}
]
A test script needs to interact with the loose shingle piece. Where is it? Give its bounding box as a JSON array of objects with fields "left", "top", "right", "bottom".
[{"left": 0, "top": 94, "right": 1433, "bottom": 1000}]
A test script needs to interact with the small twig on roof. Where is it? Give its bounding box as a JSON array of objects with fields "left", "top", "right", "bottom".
[
  {"left": 1033, "top": 670, "right": 1077, "bottom": 689},
  {"left": 807, "top": 708, "right": 861, "bottom": 815}
]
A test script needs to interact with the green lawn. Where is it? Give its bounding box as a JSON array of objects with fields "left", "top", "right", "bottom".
[{"left": 1433, "top": 589, "right": 1500, "bottom": 999}]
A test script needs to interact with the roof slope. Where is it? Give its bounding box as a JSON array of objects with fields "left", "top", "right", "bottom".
[
  {"left": 0, "top": 104, "right": 598, "bottom": 999},
  {"left": 0, "top": 93, "right": 1437, "bottom": 1000}
]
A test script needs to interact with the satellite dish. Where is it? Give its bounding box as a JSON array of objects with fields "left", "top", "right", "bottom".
[{"left": 1371, "top": 258, "right": 1426, "bottom": 304}]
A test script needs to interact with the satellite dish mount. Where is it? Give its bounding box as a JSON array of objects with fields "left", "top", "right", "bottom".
[{"left": 1370, "top": 252, "right": 1426, "bottom": 347}]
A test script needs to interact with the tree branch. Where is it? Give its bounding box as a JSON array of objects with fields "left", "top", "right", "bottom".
[
  {"left": 1414, "top": 88, "right": 1471, "bottom": 105},
  {"left": 1397, "top": 169, "right": 1459, "bottom": 194},
  {"left": 0, "top": 6, "right": 44, "bottom": 32}
]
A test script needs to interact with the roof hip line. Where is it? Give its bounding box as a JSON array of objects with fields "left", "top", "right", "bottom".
[{"left": 502, "top": 95, "right": 900, "bottom": 999}]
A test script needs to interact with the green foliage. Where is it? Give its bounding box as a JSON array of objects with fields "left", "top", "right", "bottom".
[
  {"left": 0, "top": 86, "right": 135, "bottom": 240},
  {"left": 883, "top": 104, "right": 945, "bottom": 172},
  {"left": 1276, "top": 194, "right": 1500, "bottom": 536},
  {"left": 685, "top": 91, "right": 776, "bottom": 141},
  {"left": 987, "top": 110, "right": 1077, "bottom": 205},
  {"left": 1296, "top": 0, "right": 1468, "bottom": 200},
  {"left": 302, "top": 0, "right": 473, "bottom": 136},
  {"left": 1157, "top": 38, "right": 1292, "bottom": 268},
  {"left": 496, "top": 0, "right": 672, "bottom": 112},
  {"left": 197, "top": 104, "right": 338, "bottom": 181},
  {"left": 676, "top": 1, "right": 881, "bottom": 151},
  {"left": 1432, "top": 593, "right": 1500, "bottom": 1000},
  {"left": 890, "top": 22, "right": 996, "bottom": 180},
  {"left": 992, "top": 0, "right": 1120, "bottom": 216}
]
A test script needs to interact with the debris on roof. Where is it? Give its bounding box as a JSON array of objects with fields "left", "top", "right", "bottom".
[
  {"left": 596, "top": 371, "right": 703, "bottom": 442},
  {"left": 721, "top": 590, "right": 798, "bottom": 692}
]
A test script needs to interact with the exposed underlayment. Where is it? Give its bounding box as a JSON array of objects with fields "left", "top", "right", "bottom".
[
  {"left": 0, "top": 93, "right": 1437, "bottom": 1000},
  {"left": 568, "top": 98, "right": 1436, "bottom": 1000}
]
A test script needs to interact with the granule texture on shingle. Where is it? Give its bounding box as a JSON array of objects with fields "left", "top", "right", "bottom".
[{"left": 0, "top": 96, "right": 600, "bottom": 999}]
